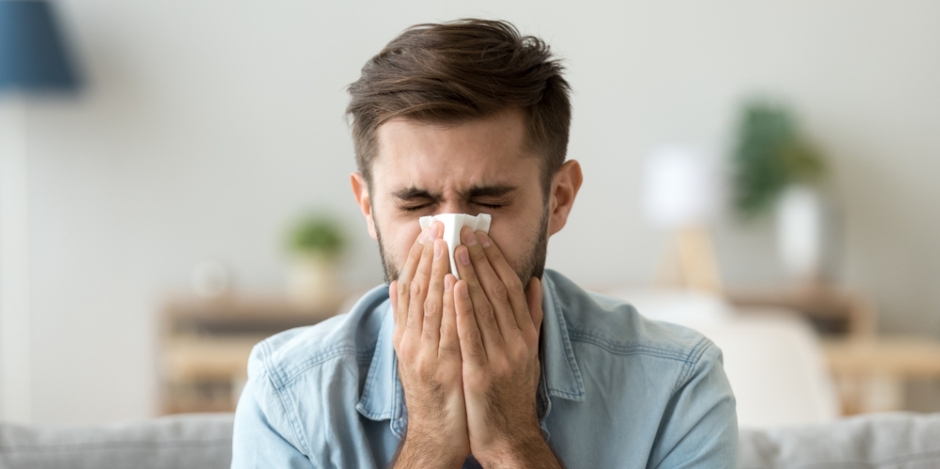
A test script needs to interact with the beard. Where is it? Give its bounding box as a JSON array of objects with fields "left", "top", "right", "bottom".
[{"left": 376, "top": 204, "right": 550, "bottom": 286}]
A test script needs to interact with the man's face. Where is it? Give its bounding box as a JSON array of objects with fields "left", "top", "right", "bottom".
[{"left": 365, "top": 109, "right": 549, "bottom": 283}]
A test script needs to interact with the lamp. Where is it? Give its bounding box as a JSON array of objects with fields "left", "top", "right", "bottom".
[
  {"left": 640, "top": 144, "right": 723, "bottom": 294},
  {"left": 0, "top": 0, "right": 79, "bottom": 422}
]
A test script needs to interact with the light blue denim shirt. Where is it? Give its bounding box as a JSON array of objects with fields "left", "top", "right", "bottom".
[{"left": 232, "top": 269, "right": 737, "bottom": 468}]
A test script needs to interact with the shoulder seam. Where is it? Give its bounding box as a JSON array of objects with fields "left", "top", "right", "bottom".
[
  {"left": 567, "top": 330, "right": 698, "bottom": 363},
  {"left": 671, "top": 336, "right": 713, "bottom": 395},
  {"left": 276, "top": 345, "right": 364, "bottom": 389}
]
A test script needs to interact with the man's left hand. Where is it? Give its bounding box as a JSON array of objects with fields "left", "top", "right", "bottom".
[{"left": 452, "top": 226, "right": 562, "bottom": 469}]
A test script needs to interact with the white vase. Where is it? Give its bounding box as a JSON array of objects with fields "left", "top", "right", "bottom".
[
  {"left": 775, "top": 184, "right": 837, "bottom": 284},
  {"left": 287, "top": 254, "right": 339, "bottom": 307}
]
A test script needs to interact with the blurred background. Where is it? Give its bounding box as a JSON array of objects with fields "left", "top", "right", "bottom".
[{"left": 1, "top": 0, "right": 938, "bottom": 427}]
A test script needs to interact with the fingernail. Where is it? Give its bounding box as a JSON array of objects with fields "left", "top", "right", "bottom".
[
  {"left": 458, "top": 247, "right": 470, "bottom": 265},
  {"left": 459, "top": 283, "right": 469, "bottom": 298},
  {"left": 462, "top": 228, "right": 477, "bottom": 246},
  {"left": 418, "top": 228, "right": 428, "bottom": 244},
  {"left": 444, "top": 276, "right": 454, "bottom": 291},
  {"left": 477, "top": 231, "right": 491, "bottom": 248},
  {"left": 434, "top": 240, "right": 443, "bottom": 259},
  {"left": 430, "top": 223, "right": 440, "bottom": 239}
]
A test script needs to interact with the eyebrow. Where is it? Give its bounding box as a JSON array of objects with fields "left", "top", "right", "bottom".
[{"left": 392, "top": 184, "right": 517, "bottom": 202}]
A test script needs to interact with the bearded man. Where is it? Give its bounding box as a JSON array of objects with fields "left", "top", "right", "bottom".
[{"left": 232, "top": 18, "right": 737, "bottom": 469}]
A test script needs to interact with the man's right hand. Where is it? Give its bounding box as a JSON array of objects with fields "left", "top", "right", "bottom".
[{"left": 390, "top": 221, "right": 470, "bottom": 468}]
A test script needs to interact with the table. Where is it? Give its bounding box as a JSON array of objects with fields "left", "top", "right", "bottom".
[{"left": 823, "top": 336, "right": 940, "bottom": 414}]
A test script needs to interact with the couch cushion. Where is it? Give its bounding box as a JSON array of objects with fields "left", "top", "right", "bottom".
[
  {"left": 0, "top": 413, "right": 234, "bottom": 469},
  {"left": 739, "top": 412, "right": 940, "bottom": 469}
]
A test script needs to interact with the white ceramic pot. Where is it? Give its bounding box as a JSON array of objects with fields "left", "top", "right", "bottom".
[
  {"left": 287, "top": 254, "right": 338, "bottom": 306},
  {"left": 775, "top": 184, "right": 837, "bottom": 283}
]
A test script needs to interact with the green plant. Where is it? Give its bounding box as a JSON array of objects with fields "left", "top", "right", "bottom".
[
  {"left": 285, "top": 212, "right": 347, "bottom": 260},
  {"left": 732, "top": 100, "right": 827, "bottom": 219}
]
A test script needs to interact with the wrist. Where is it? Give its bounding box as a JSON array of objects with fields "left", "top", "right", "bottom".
[
  {"left": 395, "top": 427, "right": 467, "bottom": 469},
  {"left": 473, "top": 428, "right": 548, "bottom": 469}
]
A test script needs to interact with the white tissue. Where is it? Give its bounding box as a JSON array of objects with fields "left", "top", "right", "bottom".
[{"left": 419, "top": 213, "right": 492, "bottom": 280}]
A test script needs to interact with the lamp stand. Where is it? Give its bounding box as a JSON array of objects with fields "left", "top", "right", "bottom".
[
  {"left": 0, "top": 94, "right": 32, "bottom": 422},
  {"left": 656, "top": 225, "right": 723, "bottom": 295}
]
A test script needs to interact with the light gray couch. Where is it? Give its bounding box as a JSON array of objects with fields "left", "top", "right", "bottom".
[{"left": 2, "top": 412, "right": 939, "bottom": 468}]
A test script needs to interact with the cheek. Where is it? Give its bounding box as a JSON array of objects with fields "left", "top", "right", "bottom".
[
  {"left": 487, "top": 223, "right": 526, "bottom": 269},
  {"left": 384, "top": 217, "right": 423, "bottom": 267}
]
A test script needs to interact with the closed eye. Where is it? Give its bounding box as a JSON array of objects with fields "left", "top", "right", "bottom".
[{"left": 401, "top": 204, "right": 432, "bottom": 212}]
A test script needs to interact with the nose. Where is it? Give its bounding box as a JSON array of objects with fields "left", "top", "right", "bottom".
[{"left": 436, "top": 199, "right": 472, "bottom": 215}]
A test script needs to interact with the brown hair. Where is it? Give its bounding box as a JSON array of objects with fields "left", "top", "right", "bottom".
[{"left": 346, "top": 18, "right": 571, "bottom": 195}]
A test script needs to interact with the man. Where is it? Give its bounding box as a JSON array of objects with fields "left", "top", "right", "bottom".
[{"left": 232, "top": 18, "right": 737, "bottom": 468}]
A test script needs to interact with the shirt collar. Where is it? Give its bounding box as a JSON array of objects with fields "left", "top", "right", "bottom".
[{"left": 356, "top": 270, "right": 585, "bottom": 437}]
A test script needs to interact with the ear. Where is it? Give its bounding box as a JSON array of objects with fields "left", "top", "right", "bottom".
[
  {"left": 547, "top": 160, "right": 583, "bottom": 237},
  {"left": 350, "top": 172, "right": 378, "bottom": 240}
]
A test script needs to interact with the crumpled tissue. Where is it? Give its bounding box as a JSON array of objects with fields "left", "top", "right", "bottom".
[{"left": 419, "top": 213, "right": 492, "bottom": 280}]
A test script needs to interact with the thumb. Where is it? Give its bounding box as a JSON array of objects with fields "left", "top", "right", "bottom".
[{"left": 525, "top": 277, "right": 543, "bottom": 332}]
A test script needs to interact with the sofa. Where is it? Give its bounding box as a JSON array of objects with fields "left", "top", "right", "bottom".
[{"left": 2, "top": 412, "right": 940, "bottom": 468}]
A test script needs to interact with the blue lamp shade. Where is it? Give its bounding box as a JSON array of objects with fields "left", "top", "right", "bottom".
[{"left": 0, "top": 0, "right": 78, "bottom": 91}]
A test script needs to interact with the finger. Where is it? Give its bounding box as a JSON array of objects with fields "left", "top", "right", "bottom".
[
  {"left": 390, "top": 280, "right": 401, "bottom": 346},
  {"left": 454, "top": 240, "right": 504, "bottom": 351},
  {"left": 439, "top": 274, "right": 460, "bottom": 359},
  {"left": 422, "top": 236, "right": 448, "bottom": 344},
  {"left": 475, "top": 231, "right": 529, "bottom": 331},
  {"left": 460, "top": 227, "right": 518, "bottom": 344},
  {"left": 396, "top": 226, "right": 431, "bottom": 334},
  {"left": 406, "top": 223, "right": 439, "bottom": 337},
  {"left": 455, "top": 280, "right": 487, "bottom": 366},
  {"left": 526, "top": 277, "right": 544, "bottom": 336}
]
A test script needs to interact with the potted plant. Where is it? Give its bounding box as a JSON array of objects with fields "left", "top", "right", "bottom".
[
  {"left": 284, "top": 212, "right": 347, "bottom": 306},
  {"left": 731, "top": 100, "right": 834, "bottom": 284}
]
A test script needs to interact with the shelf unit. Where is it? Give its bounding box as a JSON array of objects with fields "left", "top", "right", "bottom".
[{"left": 158, "top": 293, "right": 345, "bottom": 414}]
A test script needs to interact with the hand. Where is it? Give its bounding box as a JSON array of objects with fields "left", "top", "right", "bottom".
[
  {"left": 453, "top": 226, "right": 560, "bottom": 468},
  {"left": 390, "top": 222, "right": 470, "bottom": 468}
]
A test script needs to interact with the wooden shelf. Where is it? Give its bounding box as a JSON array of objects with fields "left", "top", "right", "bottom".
[
  {"left": 158, "top": 292, "right": 343, "bottom": 415},
  {"left": 726, "top": 284, "right": 877, "bottom": 337}
]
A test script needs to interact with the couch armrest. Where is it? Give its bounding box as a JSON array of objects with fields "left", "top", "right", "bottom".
[
  {"left": 0, "top": 413, "right": 234, "bottom": 469},
  {"left": 739, "top": 412, "right": 940, "bottom": 468}
]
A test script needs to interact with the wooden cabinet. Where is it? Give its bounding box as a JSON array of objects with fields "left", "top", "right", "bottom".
[{"left": 158, "top": 293, "right": 345, "bottom": 414}]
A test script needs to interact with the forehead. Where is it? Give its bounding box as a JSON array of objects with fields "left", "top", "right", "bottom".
[{"left": 371, "top": 110, "right": 538, "bottom": 193}]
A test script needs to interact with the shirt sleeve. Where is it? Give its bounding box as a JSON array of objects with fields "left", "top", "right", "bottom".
[
  {"left": 649, "top": 339, "right": 738, "bottom": 469},
  {"left": 231, "top": 352, "right": 318, "bottom": 469}
]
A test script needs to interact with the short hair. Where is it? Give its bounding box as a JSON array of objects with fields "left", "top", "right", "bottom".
[{"left": 346, "top": 18, "right": 571, "bottom": 195}]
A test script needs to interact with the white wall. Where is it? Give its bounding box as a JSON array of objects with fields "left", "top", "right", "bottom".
[{"left": 13, "top": 0, "right": 940, "bottom": 423}]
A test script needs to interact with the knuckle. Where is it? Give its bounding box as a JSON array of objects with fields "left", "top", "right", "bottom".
[
  {"left": 423, "top": 297, "right": 441, "bottom": 314},
  {"left": 477, "top": 301, "right": 494, "bottom": 320},
  {"left": 491, "top": 281, "right": 508, "bottom": 301},
  {"left": 507, "top": 276, "right": 524, "bottom": 297},
  {"left": 396, "top": 340, "right": 415, "bottom": 360},
  {"left": 471, "top": 247, "right": 487, "bottom": 262},
  {"left": 409, "top": 281, "right": 424, "bottom": 299},
  {"left": 440, "top": 323, "right": 457, "bottom": 340},
  {"left": 464, "top": 328, "right": 483, "bottom": 347},
  {"left": 439, "top": 338, "right": 459, "bottom": 357}
]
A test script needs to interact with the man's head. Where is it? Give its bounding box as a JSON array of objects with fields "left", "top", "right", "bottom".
[{"left": 347, "top": 19, "right": 582, "bottom": 283}]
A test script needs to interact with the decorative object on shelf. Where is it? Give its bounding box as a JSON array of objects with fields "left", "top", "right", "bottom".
[
  {"left": 730, "top": 100, "right": 836, "bottom": 284},
  {"left": 0, "top": 0, "right": 81, "bottom": 423},
  {"left": 190, "top": 259, "right": 233, "bottom": 298},
  {"left": 641, "top": 144, "right": 724, "bottom": 294},
  {"left": 284, "top": 211, "right": 347, "bottom": 306}
]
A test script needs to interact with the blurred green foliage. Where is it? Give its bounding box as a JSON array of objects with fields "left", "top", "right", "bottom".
[
  {"left": 732, "top": 101, "right": 827, "bottom": 219},
  {"left": 286, "top": 212, "right": 346, "bottom": 259}
]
